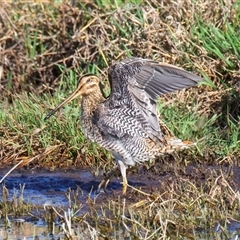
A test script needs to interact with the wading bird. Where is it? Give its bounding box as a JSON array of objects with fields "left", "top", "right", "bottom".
[{"left": 45, "top": 58, "right": 202, "bottom": 194}]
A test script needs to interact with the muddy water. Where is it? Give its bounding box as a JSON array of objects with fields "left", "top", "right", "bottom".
[
  {"left": 0, "top": 169, "right": 96, "bottom": 207},
  {"left": 0, "top": 168, "right": 147, "bottom": 206},
  {"left": 0, "top": 168, "right": 149, "bottom": 239},
  {"left": 0, "top": 165, "right": 240, "bottom": 239},
  {"left": 0, "top": 221, "right": 64, "bottom": 240},
  {"left": 0, "top": 169, "right": 92, "bottom": 239}
]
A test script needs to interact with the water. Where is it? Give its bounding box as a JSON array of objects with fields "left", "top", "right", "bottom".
[
  {"left": 0, "top": 220, "right": 64, "bottom": 240},
  {"left": 0, "top": 166, "right": 240, "bottom": 239}
]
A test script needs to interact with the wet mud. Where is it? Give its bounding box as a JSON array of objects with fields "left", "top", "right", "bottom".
[
  {"left": 0, "top": 162, "right": 239, "bottom": 207},
  {"left": 0, "top": 168, "right": 149, "bottom": 207},
  {"left": 0, "top": 162, "right": 240, "bottom": 239}
]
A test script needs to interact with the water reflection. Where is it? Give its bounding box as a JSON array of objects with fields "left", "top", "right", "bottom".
[
  {"left": 0, "top": 220, "right": 240, "bottom": 240},
  {"left": 0, "top": 221, "right": 63, "bottom": 240}
]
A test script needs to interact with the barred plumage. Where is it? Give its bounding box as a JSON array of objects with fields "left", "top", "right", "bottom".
[{"left": 45, "top": 57, "right": 202, "bottom": 194}]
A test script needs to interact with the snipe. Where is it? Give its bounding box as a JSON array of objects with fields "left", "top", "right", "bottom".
[{"left": 45, "top": 57, "right": 202, "bottom": 194}]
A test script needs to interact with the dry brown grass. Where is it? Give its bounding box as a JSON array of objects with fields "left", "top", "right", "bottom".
[{"left": 0, "top": 0, "right": 238, "bottom": 88}]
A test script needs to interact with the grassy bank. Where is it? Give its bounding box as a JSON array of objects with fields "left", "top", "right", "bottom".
[{"left": 0, "top": 0, "right": 239, "bottom": 168}]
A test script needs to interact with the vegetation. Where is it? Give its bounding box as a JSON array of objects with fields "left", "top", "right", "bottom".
[{"left": 0, "top": 0, "right": 239, "bottom": 239}]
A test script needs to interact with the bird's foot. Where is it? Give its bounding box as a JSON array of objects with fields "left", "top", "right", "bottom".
[
  {"left": 97, "top": 178, "right": 113, "bottom": 195},
  {"left": 98, "top": 178, "right": 110, "bottom": 190},
  {"left": 121, "top": 177, "right": 128, "bottom": 195},
  {"left": 97, "top": 167, "right": 121, "bottom": 192}
]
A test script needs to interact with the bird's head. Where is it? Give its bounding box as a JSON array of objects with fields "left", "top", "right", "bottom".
[
  {"left": 77, "top": 74, "right": 101, "bottom": 96},
  {"left": 44, "top": 74, "right": 100, "bottom": 120}
]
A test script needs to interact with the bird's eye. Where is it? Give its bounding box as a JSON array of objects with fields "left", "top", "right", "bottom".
[{"left": 86, "top": 78, "right": 91, "bottom": 83}]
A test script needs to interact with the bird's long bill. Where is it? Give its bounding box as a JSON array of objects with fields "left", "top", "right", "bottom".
[{"left": 44, "top": 87, "right": 82, "bottom": 121}]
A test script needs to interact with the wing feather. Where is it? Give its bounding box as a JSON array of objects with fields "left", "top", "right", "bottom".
[{"left": 100, "top": 57, "right": 202, "bottom": 143}]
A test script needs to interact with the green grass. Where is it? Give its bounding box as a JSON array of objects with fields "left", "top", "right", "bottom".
[
  {"left": 95, "top": 0, "right": 142, "bottom": 9},
  {"left": 0, "top": 77, "right": 239, "bottom": 169},
  {"left": 191, "top": 19, "right": 240, "bottom": 70},
  {"left": 0, "top": 65, "right": 113, "bottom": 169},
  {"left": 158, "top": 100, "right": 240, "bottom": 158}
]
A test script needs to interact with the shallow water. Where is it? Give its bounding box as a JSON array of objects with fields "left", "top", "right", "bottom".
[
  {"left": 0, "top": 169, "right": 94, "bottom": 207},
  {"left": 0, "top": 221, "right": 64, "bottom": 240},
  {"left": 1, "top": 220, "right": 240, "bottom": 240},
  {"left": 0, "top": 166, "right": 240, "bottom": 239}
]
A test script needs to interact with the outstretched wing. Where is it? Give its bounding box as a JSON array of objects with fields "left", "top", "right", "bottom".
[{"left": 102, "top": 57, "right": 202, "bottom": 143}]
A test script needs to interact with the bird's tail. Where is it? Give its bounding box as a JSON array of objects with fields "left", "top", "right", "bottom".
[
  {"left": 162, "top": 137, "right": 196, "bottom": 154},
  {"left": 158, "top": 119, "right": 196, "bottom": 154}
]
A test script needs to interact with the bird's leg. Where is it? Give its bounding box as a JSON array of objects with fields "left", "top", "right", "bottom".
[
  {"left": 117, "top": 160, "right": 128, "bottom": 195},
  {"left": 98, "top": 161, "right": 134, "bottom": 194}
]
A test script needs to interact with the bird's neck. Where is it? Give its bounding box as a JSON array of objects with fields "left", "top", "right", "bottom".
[{"left": 80, "top": 89, "right": 105, "bottom": 118}]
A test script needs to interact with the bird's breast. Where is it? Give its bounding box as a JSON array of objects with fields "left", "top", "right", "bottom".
[{"left": 81, "top": 115, "right": 101, "bottom": 142}]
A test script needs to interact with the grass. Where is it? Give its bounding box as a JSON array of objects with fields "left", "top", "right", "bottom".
[
  {"left": 191, "top": 19, "right": 240, "bottom": 70},
  {"left": 0, "top": 72, "right": 239, "bottom": 169},
  {"left": 0, "top": 0, "right": 240, "bottom": 239},
  {"left": 158, "top": 99, "right": 240, "bottom": 158}
]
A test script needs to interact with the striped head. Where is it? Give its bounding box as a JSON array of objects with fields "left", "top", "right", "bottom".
[{"left": 44, "top": 74, "right": 100, "bottom": 120}]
